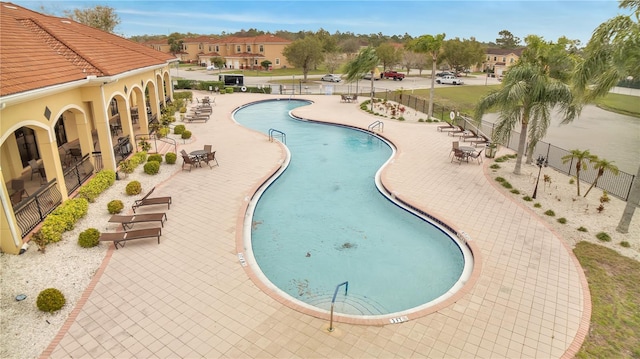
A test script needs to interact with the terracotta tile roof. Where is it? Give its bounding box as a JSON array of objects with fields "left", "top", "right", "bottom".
[{"left": 0, "top": 2, "right": 176, "bottom": 97}]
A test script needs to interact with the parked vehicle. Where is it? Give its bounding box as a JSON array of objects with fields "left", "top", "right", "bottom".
[
  {"left": 436, "top": 75, "right": 464, "bottom": 85},
  {"left": 206, "top": 65, "right": 218, "bottom": 70},
  {"left": 382, "top": 71, "right": 405, "bottom": 80},
  {"left": 363, "top": 73, "right": 379, "bottom": 80},
  {"left": 321, "top": 74, "right": 342, "bottom": 82},
  {"left": 436, "top": 71, "right": 454, "bottom": 77}
]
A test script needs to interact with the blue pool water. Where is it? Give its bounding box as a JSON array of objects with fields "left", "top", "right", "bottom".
[{"left": 235, "top": 100, "right": 470, "bottom": 317}]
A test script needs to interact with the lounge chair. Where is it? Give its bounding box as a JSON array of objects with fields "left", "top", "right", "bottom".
[
  {"left": 132, "top": 187, "right": 172, "bottom": 213},
  {"left": 437, "top": 122, "right": 455, "bottom": 132},
  {"left": 109, "top": 212, "right": 167, "bottom": 230},
  {"left": 468, "top": 136, "right": 489, "bottom": 147},
  {"left": 99, "top": 227, "right": 162, "bottom": 249},
  {"left": 184, "top": 115, "right": 209, "bottom": 122},
  {"left": 447, "top": 127, "right": 465, "bottom": 136}
]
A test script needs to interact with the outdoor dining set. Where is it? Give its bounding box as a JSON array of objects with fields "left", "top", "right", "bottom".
[
  {"left": 181, "top": 145, "right": 219, "bottom": 171},
  {"left": 437, "top": 122, "right": 488, "bottom": 164}
]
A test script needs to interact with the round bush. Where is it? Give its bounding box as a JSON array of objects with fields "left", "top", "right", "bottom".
[
  {"left": 107, "top": 200, "right": 124, "bottom": 214},
  {"left": 165, "top": 152, "right": 177, "bottom": 164},
  {"left": 126, "top": 180, "right": 142, "bottom": 195},
  {"left": 596, "top": 232, "right": 611, "bottom": 242},
  {"left": 148, "top": 154, "right": 163, "bottom": 163},
  {"left": 78, "top": 228, "right": 100, "bottom": 248},
  {"left": 144, "top": 161, "right": 160, "bottom": 175},
  {"left": 174, "top": 124, "right": 186, "bottom": 135},
  {"left": 181, "top": 130, "right": 192, "bottom": 140},
  {"left": 36, "top": 288, "right": 66, "bottom": 313}
]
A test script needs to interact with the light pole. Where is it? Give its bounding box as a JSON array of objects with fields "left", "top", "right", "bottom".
[{"left": 532, "top": 155, "right": 548, "bottom": 199}]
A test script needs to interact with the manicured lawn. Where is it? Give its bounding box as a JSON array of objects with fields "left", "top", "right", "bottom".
[
  {"left": 595, "top": 93, "right": 640, "bottom": 118},
  {"left": 573, "top": 241, "right": 640, "bottom": 358}
]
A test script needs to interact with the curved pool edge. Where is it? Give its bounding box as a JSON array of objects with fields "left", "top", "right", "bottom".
[{"left": 233, "top": 98, "right": 482, "bottom": 326}]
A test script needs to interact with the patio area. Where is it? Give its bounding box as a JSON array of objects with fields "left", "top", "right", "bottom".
[{"left": 41, "top": 92, "right": 588, "bottom": 358}]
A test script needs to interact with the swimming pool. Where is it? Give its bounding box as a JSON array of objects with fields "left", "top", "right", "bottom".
[{"left": 235, "top": 99, "right": 473, "bottom": 319}]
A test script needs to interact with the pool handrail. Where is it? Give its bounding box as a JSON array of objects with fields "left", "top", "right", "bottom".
[{"left": 329, "top": 281, "right": 349, "bottom": 332}]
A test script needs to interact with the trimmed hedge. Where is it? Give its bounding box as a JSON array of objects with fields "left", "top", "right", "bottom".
[
  {"left": 165, "top": 152, "right": 177, "bottom": 164},
  {"left": 107, "top": 200, "right": 124, "bottom": 214},
  {"left": 78, "top": 170, "right": 116, "bottom": 202},
  {"left": 38, "top": 198, "right": 90, "bottom": 245},
  {"left": 126, "top": 180, "right": 142, "bottom": 195},
  {"left": 78, "top": 228, "right": 100, "bottom": 248},
  {"left": 148, "top": 154, "right": 163, "bottom": 163},
  {"left": 37, "top": 288, "right": 66, "bottom": 313},
  {"left": 144, "top": 161, "right": 160, "bottom": 175}
]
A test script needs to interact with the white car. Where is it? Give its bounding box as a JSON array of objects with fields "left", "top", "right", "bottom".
[
  {"left": 206, "top": 65, "right": 218, "bottom": 70},
  {"left": 363, "top": 73, "right": 379, "bottom": 80},
  {"left": 321, "top": 74, "right": 341, "bottom": 82}
]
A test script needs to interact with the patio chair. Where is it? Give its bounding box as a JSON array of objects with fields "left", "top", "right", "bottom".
[
  {"left": 99, "top": 227, "right": 162, "bottom": 249},
  {"left": 132, "top": 187, "right": 172, "bottom": 213},
  {"left": 182, "top": 154, "right": 199, "bottom": 171},
  {"left": 450, "top": 141, "right": 459, "bottom": 158},
  {"left": 11, "top": 179, "right": 28, "bottom": 197},
  {"left": 202, "top": 151, "right": 219, "bottom": 168},
  {"left": 469, "top": 148, "right": 484, "bottom": 164},
  {"left": 204, "top": 144, "right": 212, "bottom": 153},
  {"left": 28, "top": 159, "right": 40, "bottom": 180},
  {"left": 451, "top": 149, "right": 468, "bottom": 164},
  {"left": 10, "top": 189, "right": 25, "bottom": 206}
]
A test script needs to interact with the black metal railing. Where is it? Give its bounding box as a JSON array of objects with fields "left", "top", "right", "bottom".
[
  {"left": 63, "top": 154, "right": 94, "bottom": 195},
  {"left": 12, "top": 179, "right": 62, "bottom": 237}
]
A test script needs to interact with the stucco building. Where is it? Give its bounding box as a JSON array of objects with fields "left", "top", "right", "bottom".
[{"left": 0, "top": 2, "right": 177, "bottom": 254}]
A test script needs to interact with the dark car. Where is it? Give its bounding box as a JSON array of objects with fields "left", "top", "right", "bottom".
[{"left": 436, "top": 71, "right": 454, "bottom": 77}]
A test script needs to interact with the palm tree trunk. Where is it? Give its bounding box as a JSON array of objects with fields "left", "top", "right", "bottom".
[
  {"left": 583, "top": 177, "right": 599, "bottom": 197},
  {"left": 514, "top": 122, "right": 528, "bottom": 175},
  {"left": 370, "top": 77, "right": 375, "bottom": 111},
  {"left": 617, "top": 165, "right": 640, "bottom": 233},
  {"left": 576, "top": 164, "right": 582, "bottom": 196}
]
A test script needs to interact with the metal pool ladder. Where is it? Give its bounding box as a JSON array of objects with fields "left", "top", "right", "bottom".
[
  {"left": 268, "top": 128, "right": 286, "bottom": 144},
  {"left": 328, "top": 281, "right": 349, "bottom": 332},
  {"left": 368, "top": 120, "right": 384, "bottom": 133}
]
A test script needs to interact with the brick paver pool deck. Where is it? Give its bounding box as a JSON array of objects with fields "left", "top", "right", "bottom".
[{"left": 43, "top": 93, "right": 589, "bottom": 358}]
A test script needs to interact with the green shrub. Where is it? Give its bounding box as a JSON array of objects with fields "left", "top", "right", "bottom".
[
  {"left": 501, "top": 181, "right": 513, "bottom": 189},
  {"left": 569, "top": 177, "right": 575, "bottom": 185},
  {"left": 544, "top": 209, "right": 556, "bottom": 216},
  {"left": 107, "top": 200, "right": 124, "bottom": 214},
  {"left": 620, "top": 241, "right": 630, "bottom": 248},
  {"left": 181, "top": 130, "right": 192, "bottom": 139},
  {"left": 126, "top": 180, "right": 142, "bottom": 195},
  {"left": 510, "top": 189, "right": 520, "bottom": 194},
  {"left": 138, "top": 137, "right": 151, "bottom": 152},
  {"left": 78, "top": 228, "right": 100, "bottom": 248},
  {"left": 156, "top": 127, "right": 170, "bottom": 138},
  {"left": 148, "top": 154, "right": 163, "bottom": 163},
  {"left": 489, "top": 164, "right": 501, "bottom": 169},
  {"left": 225, "top": 87, "right": 234, "bottom": 94},
  {"left": 165, "top": 152, "right": 177, "bottom": 164},
  {"left": 600, "top": 191, "right": 610, "bottom": 203},
  {"left": 522, "top": 196, "right": 532, "bottom": 202},
  {"left": 37, "top": 288, "right": 66, "bottom": 313},
  {"left": 144, "top": 161, "right": 160, "bottom": 175},
  {"left": 534, "top": 203, "right": 542, "bottom": 208},
  {"left": 557, "top": 217, "right": 567, "bottom": 224},
  {"left": 118, "top": 160, "right": 135, "bottom": 175},
  {"left": 495, "top": 177, "right": 506, "bottom": 182},
  {"left": 78, "top": 170, "right": 116, "bottom": 202},
  {"left": 174, "top": 124, "right": 186, "bottom": 135},
  {"left": 577, "top": 226, "right": 588, "bottom": 232},
  {"left": 133, "top": 151, "right": 147, "bottom": 164},
  {"left": 596, "top": 232, "right": 611, "bottom": 242}
]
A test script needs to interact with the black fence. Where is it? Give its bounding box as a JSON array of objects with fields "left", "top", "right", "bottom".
[
  {"left": 12, "top": 179, "right": 62, "bottom": 237},
  {"left": 63, "top": 154, "right": 94, "bottom": 196}
]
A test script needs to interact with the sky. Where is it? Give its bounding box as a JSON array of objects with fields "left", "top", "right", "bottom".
[{"left": 12, "top": 0, "right": 629, "bottom": 45}]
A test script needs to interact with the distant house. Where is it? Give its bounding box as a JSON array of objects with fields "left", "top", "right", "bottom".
[
  {"left": 481, "top": 48, "right": 524, "bottom": 76},
  {"left": 146, "top": 34, "right": 292, "bottom": 70},
  {"left": 0, "top": 2, "right": 176, "bottom": 254}
]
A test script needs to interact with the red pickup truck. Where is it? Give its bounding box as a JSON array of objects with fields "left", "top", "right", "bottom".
[{"left": 382, "top": 71, "right": 405, "bottom": 81}]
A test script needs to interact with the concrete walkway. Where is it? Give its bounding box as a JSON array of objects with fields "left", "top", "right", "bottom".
[{"left": 43, "top": 93, "right": 589, "bottom": 358}]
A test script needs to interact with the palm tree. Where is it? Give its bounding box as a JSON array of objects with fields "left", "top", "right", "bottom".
[
  {"left": 474, "top": 63, "right": 577, "bottom": 175},
  {"left": 406, "top": 33, "right": 445, "bottom": 119},
  {"left": 584, "top": 157, "right": 620, "bottom": 197},
  {"left": 562, "top": 149, "right": 596, "bottom": 196},
  {"left": 344, "top": 47, "right": 379, "bottom": 111},
  {"left": 573, "top": 0, "right": 639, "bottom": 233}
]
